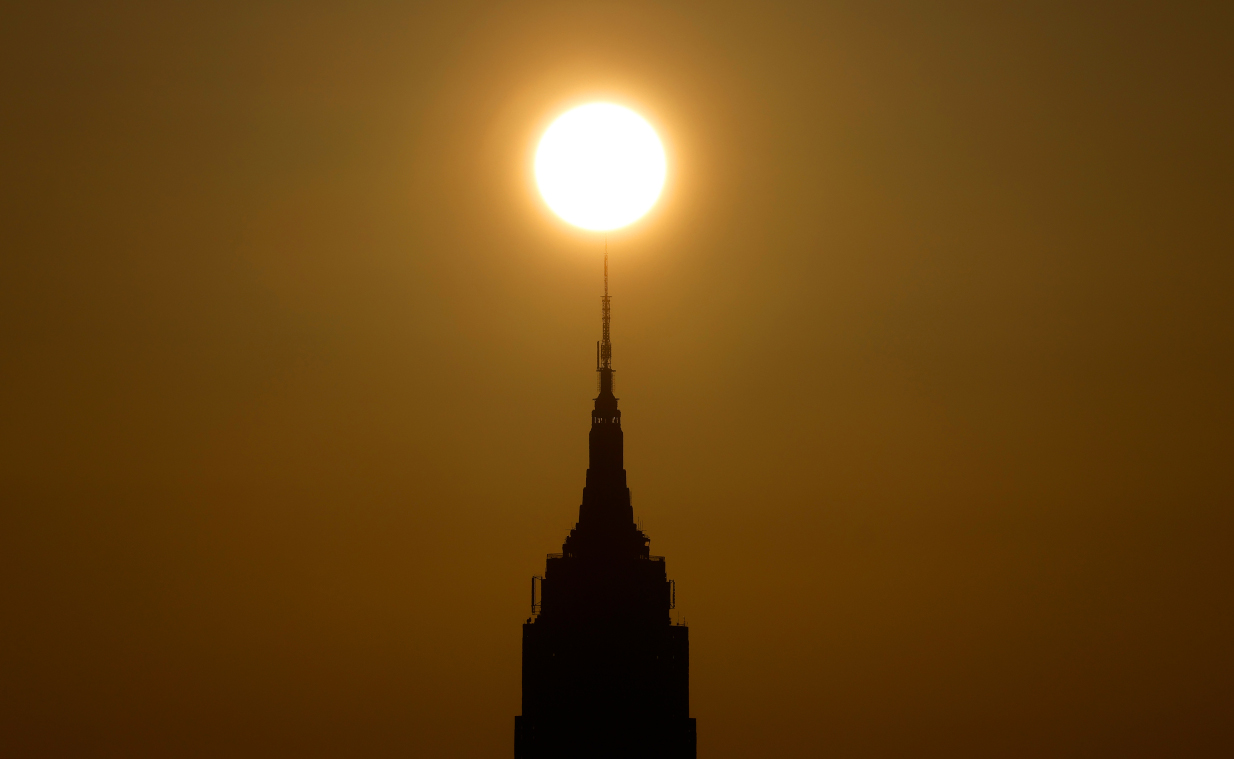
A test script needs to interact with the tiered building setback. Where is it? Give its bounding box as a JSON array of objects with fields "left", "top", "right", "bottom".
[{"left": 515, "top": 264, "right": 695, "bottom": 758}]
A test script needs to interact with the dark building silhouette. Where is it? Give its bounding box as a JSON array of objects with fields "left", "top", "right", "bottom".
[{"left": 515, "top": 262, "right": 695, "bottom": 759}]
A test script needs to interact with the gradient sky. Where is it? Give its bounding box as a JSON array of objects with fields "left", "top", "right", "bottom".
[{"left": 2, "top": 2, "right": 1232, "bottom": 757}]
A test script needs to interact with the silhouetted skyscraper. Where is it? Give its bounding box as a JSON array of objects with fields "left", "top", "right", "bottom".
[{"left": 514, "top": 263, "right": 695, "bottom": 759}]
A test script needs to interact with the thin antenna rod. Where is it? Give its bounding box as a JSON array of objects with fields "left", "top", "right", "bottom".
[{"left": 600, "top": 236, "right": 612, "bottom": 370}]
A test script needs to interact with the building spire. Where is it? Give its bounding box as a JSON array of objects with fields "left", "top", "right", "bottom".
[
  {"left": 600, "top": 236, "right": 611, "bottom": 371},
  {"left": 586, "top": 234, "right": 624, "bottom": 505}
]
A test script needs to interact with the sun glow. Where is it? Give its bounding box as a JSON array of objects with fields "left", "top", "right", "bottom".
[{"left": 535, "top": 103, "right": 666, "bottom": 231}]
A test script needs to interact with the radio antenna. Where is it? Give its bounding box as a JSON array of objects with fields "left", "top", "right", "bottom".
[{"left": 600, "top": 236, "right": 611, "bottom": 371}]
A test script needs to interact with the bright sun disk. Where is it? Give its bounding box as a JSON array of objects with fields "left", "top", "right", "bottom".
[{"left": 535, "top": 103, "right": 666, "bottom": 231}]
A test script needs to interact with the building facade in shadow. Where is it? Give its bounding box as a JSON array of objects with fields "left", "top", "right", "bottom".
[{"left": 514, "top": 275, "right": 695, "bottom": 758}]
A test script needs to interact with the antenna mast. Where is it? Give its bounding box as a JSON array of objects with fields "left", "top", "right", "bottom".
[{"left": 600, "top": 236, "right": 612, "bottom": 371}]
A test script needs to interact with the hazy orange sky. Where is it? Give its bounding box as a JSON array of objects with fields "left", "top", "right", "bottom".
[{"left": 2, "top": 2, "right": 1232, "bottom": 757}]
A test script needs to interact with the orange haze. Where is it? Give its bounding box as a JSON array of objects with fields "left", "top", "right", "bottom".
[{"left": 2, "top": 2, "right": 1232, "bottom": 757}]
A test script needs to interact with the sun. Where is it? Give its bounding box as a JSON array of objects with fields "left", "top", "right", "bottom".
[{"left": 535, "top": 103, "right": 666, "bottom": 231}]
